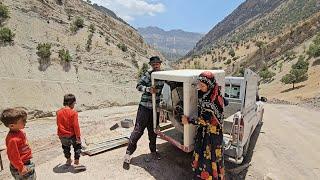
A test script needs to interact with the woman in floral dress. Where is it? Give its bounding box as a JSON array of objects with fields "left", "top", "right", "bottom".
[{"left": 182, "top": 71, "right": 225, "bottom": 180}]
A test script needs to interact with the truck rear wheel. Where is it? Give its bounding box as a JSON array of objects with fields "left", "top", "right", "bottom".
[
  {"left": 243, "top": 136, "right": 250, "bottom": 157},
  {"left": 259, "top": 108, "right": 264, "bottom": 125}
]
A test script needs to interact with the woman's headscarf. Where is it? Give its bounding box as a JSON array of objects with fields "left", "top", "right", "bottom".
[{"left": 197, "top": 71, "right": 224, "bottom": 122}]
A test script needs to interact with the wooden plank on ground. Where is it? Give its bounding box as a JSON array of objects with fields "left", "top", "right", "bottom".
[{"left": 82, "top": 137, "right": 129, "bottom": 156}]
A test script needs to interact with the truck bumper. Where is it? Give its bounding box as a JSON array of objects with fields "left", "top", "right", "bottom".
[{"left": 224, "top": 144, "right": 244, "bottom": 164}]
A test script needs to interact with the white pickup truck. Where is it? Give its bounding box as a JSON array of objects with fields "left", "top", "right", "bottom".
[
  {"left": 152, "top": 69, "right": 266, "bottom": 164},
  {"left": 223, "top": 69, "right": 266, "bottom": 164}
]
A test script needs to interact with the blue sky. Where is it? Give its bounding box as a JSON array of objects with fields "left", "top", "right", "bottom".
[{"left": 90, "top": 0, "right": 245, "bottom": 33}]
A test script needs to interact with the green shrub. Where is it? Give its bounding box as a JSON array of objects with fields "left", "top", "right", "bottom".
[
  {"left": 36, "top": 43, "right": 52, "bottom": 59},
  {"left": 259, "top": 66, "right": 275, "bottom": 82},
  {"left": 70, "top": 17, "right": 84, "bottom": 33},
  {"left": 281, "top": 56, "right": 309, "bottom": 89},
  {"left": 228, "top": 48, "right": 235, "bottom": 57},
  {"left": 307, "top": 34, "right": 320, "bottom": 58},
  {"left": 56, "top": 0, "right": 63, "bottom": 5},
  {"left": 138, "top": 63, "right": 148, "bottom": 78},
  {"left": 105, "top": 36, "right": 110, "bottom": 45},
  {"left": 233, "top": 68, "right": 244, "bottom": 77},
  {"left": 255, "top": 41, "right": 265, "bottom": 49},
  {"left": 0, "top": 3, "right": 9, "bottom": 24},
  {"left": 277, "top": 61, "right": 283, "bottom": 72},
  {"left": 232, "top": 56, "right": 240, "bottom": 61},
  {"left": 307, "top": 44, "right": 320, "bottom": 58},
  {"left": 117, "top": 43, "right": 128, "bottom": 52},
  {"left": 88, "top": 23, "right": 95, "bottom": 33},
  {"left": 58, "top": 49, "right": 72, "bottom": 62},
  {"left": 193, "top": 60, "right": 202, "bottom": 69},
  {"left": 225, "top": 59, "right": 232, "bottom": 65},
  {"left": 86, "top": 33, "right": 93, "bottom": 51},
  {"left": 292, "top": 55, "right": 308, "bottom": 69},
  {"left": 74, "top": 17, "right": 84, "bottom": 28},
  {"left": 284, "top": 50, "right": 296, "bottom": 61},
  {"left": 0, "top": 27, "right": 15, "bottom": 42}
]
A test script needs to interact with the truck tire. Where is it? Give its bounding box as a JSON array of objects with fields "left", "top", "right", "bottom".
[
  {"left": 243, "top": 136, "right": 250, "bottom": 157},
  {"left": 259, "top": 108, "right": 264, "bottom": 125}
]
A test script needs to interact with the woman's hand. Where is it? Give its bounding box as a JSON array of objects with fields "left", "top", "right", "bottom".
[{"left": 181, "top": 115, "right": 189, "bottom": 125}]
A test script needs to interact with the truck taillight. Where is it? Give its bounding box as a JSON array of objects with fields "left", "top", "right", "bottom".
[{"left": 232, "top": 117, "right": 244, "bottom": 143}]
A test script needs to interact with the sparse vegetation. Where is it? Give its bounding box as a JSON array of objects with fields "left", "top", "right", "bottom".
[
  {"left": 88, "top": 23, "right": 95, "bottom": 33},
  {"left": 130, "top": 52, "right": 138, "bottom": 68},
  {"left": 105, "top": 36, "right": 110, "bottom": 45},
  {"left": 255, "top": 41, "right": 265, "bottom": 49},
  {"left": 55, "top": 0, "right": 63, "bottom": 5},
  {"left": 228, "top": 48, "right": 235, "bottom": 57},
  {"left": 225, "top": 59, "right": 232, "bottom": 65},
  {"left": 233, "top": 68, "right": 244, "bottom": 77},
  {"left": 277, "top": 61, "right": 283, "bottom": 72},
  {"left": 58, "top": 49, "right": 72, "bottom": 62},
  {"left": 193, "top": 60, "right": 203, "bottom": 69},
  {"left": 283, "top": 50, "right": 296, "bottom": 61},
  {"left": 70, "top": 17, "right": 84, "bottom": 33},
  {"left": 281, "top": 56, "right": 309, "bottom": 89},
  {"left": 36, "top": 43, "right": 52, "bottom": 59},
  {"left": 232, "top": 56, "right": 240, "bottom": 61},
  {"left": 0, "top": 3, "right": 9, "bottom": 25},
  {"left": 0, "top": 27, "right": 15, "bottom": 42},
  {"left": 138, "top": 63, "right": 149, "bottom": 78},
  {"left": 307, "top": 33, "right": 320, "bottom": 58},
  {"left": 259, "top": 66, "right": 275, "bottom": 83},
  {"left": 86, "top": 33, "right": 93, "bottom": 51},
  {"left": 117, "top": 43, "right": 128, "bottom": 52}
]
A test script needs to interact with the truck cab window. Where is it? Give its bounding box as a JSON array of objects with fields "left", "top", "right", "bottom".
[{"left": 225, "top": 84, "right": 240, "bottom": 99}]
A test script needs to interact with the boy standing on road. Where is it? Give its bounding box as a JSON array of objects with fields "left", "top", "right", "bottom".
[{"left": 56, "top": 94, "right": 83, "bottom": 168}]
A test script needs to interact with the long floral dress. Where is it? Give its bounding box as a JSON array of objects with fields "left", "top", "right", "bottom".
[{"left": 189, "top": 83, "right": 225, "bottom": 180}]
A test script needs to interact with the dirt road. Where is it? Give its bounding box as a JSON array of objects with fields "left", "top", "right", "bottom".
[{"left": 0, "top": 104, "right": 319, "bottom": 180}]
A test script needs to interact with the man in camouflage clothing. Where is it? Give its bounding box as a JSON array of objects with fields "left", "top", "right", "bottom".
[{"left": 123, "top": 56, "right": 164, "bottom": 170}]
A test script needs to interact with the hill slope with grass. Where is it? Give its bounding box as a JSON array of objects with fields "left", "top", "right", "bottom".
[
  {"left": 0, "top": 0, "right": 165, "bottom": 115},
  {"left": 176, "top": 0, "right": 320, "bottom": 105}
]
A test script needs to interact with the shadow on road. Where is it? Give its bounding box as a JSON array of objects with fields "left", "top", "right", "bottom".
[
  {"left": 130, "top": 122, "right": 263, "bottom": 180},
  {"left": 130, "top": 142, "right": 192, "bottom": 180},
  {"left": 53, "top": 163, "right": 86, "bottom": 174},
  {"left": 225, "top": 122, "right": 264, "bottom": 180}
]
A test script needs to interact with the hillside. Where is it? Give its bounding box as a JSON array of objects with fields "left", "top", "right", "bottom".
[
  {"left": 177, "top": 0, "right": 320, "bottom": 104},
  {"left": 138, "top": 26, "right": 203, "bottom": 61},
  {"left": 0, "top": 0, "right": 164, "bottom": 114}
]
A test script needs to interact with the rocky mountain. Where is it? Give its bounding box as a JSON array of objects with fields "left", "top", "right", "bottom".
[
  {"left": 91, "top": 3, "right": 129, "bottom": 27},
  {"left": 178, "top": 0, "right": 320, "bottom": 104},
  {"left": 0, "top": 0, "right": 164, "bottom": 114},
  {"left": 186, "top": 0, "right": 286, "bottom": 57},
  {"left": 138, "top": 26, "right": 203, "bottom": 61}
]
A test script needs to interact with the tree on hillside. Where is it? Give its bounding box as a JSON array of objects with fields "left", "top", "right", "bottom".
[
  {"left": 259, "top": 65, "right": 275, "bottom": 83},
  {"left": 307, "top": 33, "right": 320, "bottom": 58},
  {"left": 281, "top": 56, "right": 309, "bottom": 89}
]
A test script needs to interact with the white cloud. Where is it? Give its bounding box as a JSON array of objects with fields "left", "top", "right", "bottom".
[{"left": 91, "top": 0, "right": 165, "bottom": 22}]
